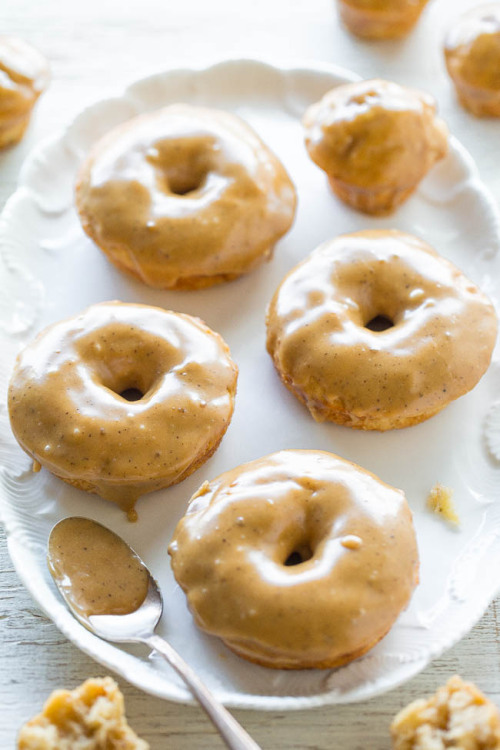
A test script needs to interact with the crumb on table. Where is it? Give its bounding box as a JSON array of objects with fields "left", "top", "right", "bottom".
[
  {"left": 17, "top": 676, "right": 149, "bottom": 750},
  {"left": 391, "top": 675, "right": 500, "bottom": 749}
]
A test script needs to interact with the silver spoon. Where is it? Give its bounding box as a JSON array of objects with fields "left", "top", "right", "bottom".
[{"left": 48, "top": 516, "right": 261, "bottom": 750}]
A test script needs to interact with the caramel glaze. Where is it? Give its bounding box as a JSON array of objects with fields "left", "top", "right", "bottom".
[
  {"left": 48, "top": 517, "right": 149, "bottom": 618},
  {"left": 75, "top": 104, "right": 297, "bottom": 289},
  {"left": 303, "top": 79, "right": 448, "bottom": 214},
  {"left": 169, "top": 449, "right": 419, "bottom": 670},
  {"left": 0, "top": 36, "right": 49, "bottom": 148},
  {"left": 445, "top": 6, "right": 500, "bottom": 117},
  {"left": 266, "top": 230, "right": 498, "bottom": 431},
  {"left": 8, "top": 302, "right": 238, "bottom": 517}
]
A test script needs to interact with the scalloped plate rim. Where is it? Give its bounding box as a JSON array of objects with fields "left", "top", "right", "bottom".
[{"left": 2, "top": 57, "right": 500, "bottom": 711}]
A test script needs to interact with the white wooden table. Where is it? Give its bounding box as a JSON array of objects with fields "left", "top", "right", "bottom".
[{"left": 1, "top": 0, "right": 499, "bottom": 747}]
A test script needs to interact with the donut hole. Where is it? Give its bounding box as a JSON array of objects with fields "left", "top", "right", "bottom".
[
  {"left": 100, "top": 371, "right": 159, "bottom": 403},
  {"left": 166, "top": 166, "right": 208, "bottom": 196},
  {"left": 365, "top": 314, "right": 394, "bottom": 332},
  {"left": 78, "top": 326, "right": 180, "bottom": 403},
  {"left": 284, "top": 544, "right": 313, "bottom": 567},
  {"left": 119, "top": 387, "right": 144, "bottom": 402},
  {"left": 148, "top": 136, "right": 215, "bottom": 197}
]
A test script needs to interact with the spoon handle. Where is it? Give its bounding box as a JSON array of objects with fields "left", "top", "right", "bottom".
[{"left": 145, "top": 633, "right": 261, "bottom": 750}]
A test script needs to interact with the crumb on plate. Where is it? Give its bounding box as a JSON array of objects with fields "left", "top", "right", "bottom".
[{"left": 427, "top": 483, "right": 460, "bottom": 526}]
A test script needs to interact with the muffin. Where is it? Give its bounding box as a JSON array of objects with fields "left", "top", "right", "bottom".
[
  {"left": 445, "top": 4, "right": 500, "bottom": 117},
  {"left": 337, "top": 0, "right": 430, "bottom": 40},
  {"left": 0, "top": 36, "right": 49, "bottom": 149},
  {"left": 303, "top": 79, "right": 448, "bottom": 214}
]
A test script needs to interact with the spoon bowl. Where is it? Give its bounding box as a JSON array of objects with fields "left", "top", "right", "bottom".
[
  {"left": 88, "top": 578, "right": 163, "bottom": 643},
  {"left": 48, "top": 516, "right": 260, "bottom": 750}
]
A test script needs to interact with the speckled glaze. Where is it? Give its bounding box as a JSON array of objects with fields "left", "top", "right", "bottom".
[
  {"left": 8, "top": 301, "right": 238, "bottom": 517},
  {"left": 0, "top": 36, "right": 49, "bottom": 148},
  {"left": 266, "top": 230, "right": 498, "bottom": 430},
  {"left": 48, "top": 517, "right": 149, "bottom": 617},
  {"left": 337, "top": 0, "right": 430, "bottom": 40},
  {"left": 445, "top": 5, "right": 500, "bottom": 117},
  {"left": 75, "top": 104, "right": 297, "bottom": 289},
  {"left": 169, "top": 449, "right": 419, "bottom": 670},
  {"left": 303, "top": 79, "right": 448, "bottom": 214}
]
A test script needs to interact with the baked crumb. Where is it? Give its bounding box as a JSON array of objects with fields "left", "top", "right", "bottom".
[
  {"left": 427, "top": 483, "right": 459, "bottom": 526},
  {"left": 391, "top": 675, "right": 500, "bottom": 749},
  {"left": 17, "top": 677, "right": 149, "bottom": 750}
]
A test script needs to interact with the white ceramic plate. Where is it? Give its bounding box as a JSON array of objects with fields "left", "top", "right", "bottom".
[{"left": 1, "top": 59, "right": 500, "bottom": 710}]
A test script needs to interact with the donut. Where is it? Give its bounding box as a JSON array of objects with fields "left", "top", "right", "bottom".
[
  {"left": 168, "top": 449, "right": 419, "bottom": 670},
  {"left": 0, "top": 36, "right": 50, "bottom": 149},
  {"left": 75, "top": 104, "right": 297, "bottom": 290},
  {"left": 303, "top": 79, "right": 448, "bottom": 215},
  {"left": 444, "top": 5, "right": 500, "bottom": 117},
  {"left": 336, "top": 0, "right": 430, "bottom": 40},
  {"left": 8, "top": 302, "right": 238, "bottom": 519},
  {"left": 266, "top": 230, "right": 497, "bottom": 431}
]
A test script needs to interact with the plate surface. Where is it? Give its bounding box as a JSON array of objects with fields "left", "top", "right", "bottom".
[{"left": 1, "top": 59, "right": 500, "bottom": 710}]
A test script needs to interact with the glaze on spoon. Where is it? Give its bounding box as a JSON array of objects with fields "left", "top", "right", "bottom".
[{"left": 48, "top": 517, "right": 149, "bottom": 617}]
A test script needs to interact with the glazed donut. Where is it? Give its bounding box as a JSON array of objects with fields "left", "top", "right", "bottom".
[
  {"left": 75, "top": 104, "right": 297, "bottom": 290},
  {"left": 266, "top": 230, "right": 497, "bottom": 431},
  {"left": 169, "top": 449, "right": 419, "bottom": 670},
  {"left": 0, "top": 36, "right": 50, "bottom": 149},
  {"left": 8, "top": 302, "right": 238, "bottom": 519}
]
